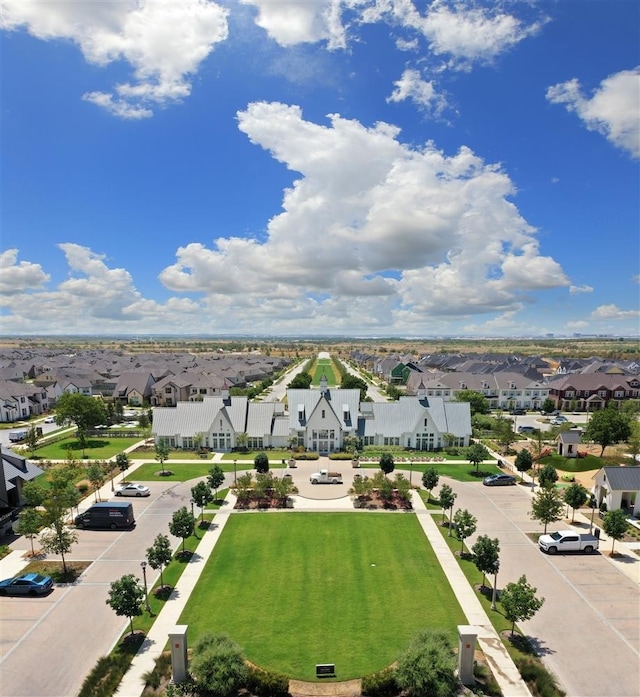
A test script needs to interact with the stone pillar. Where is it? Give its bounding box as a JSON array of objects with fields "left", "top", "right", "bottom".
[
  {"left": 457, "top": 625, "right": 478, "bottom": 685},
  {"left": 169, "top": 625, "right": 189, "bottom": 684}
]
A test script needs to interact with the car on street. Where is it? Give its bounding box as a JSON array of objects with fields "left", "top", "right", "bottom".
[
  {"left": 0, "top": 573, "right": 54, "bottom": 596},
  {"left": 517, "top": 425, "right": 537, "bottom": 434},
  {"left": 43, "top": 416, "right": 55, "bottom": 423},
  {"left": 510, "top": 408, "right": 527, "bottom": 415},
  {"left": 483, "top": 473, "right": 517, "bottom": 486},
  {"left": 114, "top": 483, "right": 150, "bottom": 497},
  {"left": 550, "top": 418, "right": 567, "bottom": 426}
]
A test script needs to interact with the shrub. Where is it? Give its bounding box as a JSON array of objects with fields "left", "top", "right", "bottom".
[
  {"left": 246, "top": 665, "right": 290, "bottom": 697},
  {"left": 290, "top": 452, "right": 319, "bottom": 460},
  {"left": 77, "top": 654, "right": 132, "bottom": 697},
  {"left": 394, "top": 629, "right": 458, "bottom": 697},
  {"left": 516, "top": 657, "right": 565, "bottom": 697},
  {"left": 361, "top": 667, "right": 398, "bottom": 697},
  {"left": 190, "top": 633, "right": 248, "bottom": 697},
  {"left": 328, "top": 452, "right": 353, "bottom": 460}
]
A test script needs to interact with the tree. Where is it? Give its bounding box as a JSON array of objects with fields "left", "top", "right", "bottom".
[
  {"left": 22, "top": 480, "right": 46, "bottom": 508},
  {"left": 500, "top": 575, "right": 545, "bottom": 637},
  {"left": 193, "top": 431, "right": 206, "bottom": 452},
  {"left": 456, "top": 390, "right": 489, "bottom": 415},
  {"left": 467, "top": 442, "right": 489, "bottom": 474},
  {"left": 538, "top": 462, "right": 558, "bottom": 489},
  {"left": 439, "top": 484, "right": 456, "bottom": 534},
  {"left": 422, "top": 468, "right": 439, "bottom": 502},
  {"left": 495, "top": 419, "right": 516, "bottom": 453},
  {"left": 602, "top": 509, "right": 628, "bottom": 556},
  {"left": 472, "top": 535, "right": 500, "bottom": 589},
  {"left": 155, "top": 439, "right": 170, "bottom": 475},
  {"left": 191, "top": 481, "right": 213, "bottom": 522},
  {"left": 514, "top": 448, "right": 533, "bottom": 478},
  {"left": 15, "top": 507, "right": 42, "bottom": 556},
  {"left": 287, "top": 372, "right": 312, "bottom": 389},
  {"left": 530, "top": 486, "right": 564, "bottom": 533},
  {"left": 168, "top": 506, "right": 195, "bottom": 553},
  {"left": 234, "top": 472, "right": 253, "bottom": 503},
  {"left": 379, "top": 452, "right": 395, "bottom": 476},
  {"left": 54, "top": 392, "right": 107, "bottom": 450},
  {"left": 541, "top": 398, "right": 555, "bottom": 414},
  {"left": 340, "top": 374, "right": 369, "bottom": 401},
  {"left": 394, "top": 629, "right": 458, "bottom": 697},
  {"left": 146, "top": 534, "right": 173, "bottom": 588},
  {"left": 25, "top": 425, "right": 39, "bottom": 452},
  {"left": 115, "top": 452, "right": 130, "bottom": 481},
  {"left": 207, "top": 464, "right": 225, "bottom": 500},
  {"left": 343, "top": 434, "right": 360, "bottom": 455},
  {"left": 39, "top": 465, "right": 80, "bottom": 574},
  {"left": 190, "top": 633, "right": 248, "bottom": 697},
  {"left": 626, "top": 421, "right": 640, "bottom": 464},
  {"left": 254, "top": 452, "right": 269, "bottom": 474},
  {"left": 585, "top": 406, "right": 633, "bottom": 456},
  {"left": 235, "top": 432, "right": 248, "bottom": 452},
  {"left": 106, "top": 574, "right": 144, "bottom": 636},
  {"left": 453, "top": 508, "right": 477, "bottom": 553},
  {"left": 87, "top": 462, "right": 105, "bottom": 502},
  {"left": 563, "top": 483, "right": 589, "bottom": 522}
]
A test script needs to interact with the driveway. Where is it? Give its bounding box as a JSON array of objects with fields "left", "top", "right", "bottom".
[
  {"left": 440, "top": 479, "right": 640, "bottom": 697},
  {"left": 0, "top": 479, "right": 203, "bottom": 697}
]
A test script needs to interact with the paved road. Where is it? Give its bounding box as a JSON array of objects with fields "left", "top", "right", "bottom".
[
  {"left": 0, "top": 477, "right": 220, "bottom": 697},
  {"left": 439, "top": 479, "right": 640, "bottom": 697}
]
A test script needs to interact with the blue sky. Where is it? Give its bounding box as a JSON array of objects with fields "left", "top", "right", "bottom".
[{"left": 1, "top": 0, "right": 638, "bottom": 338}]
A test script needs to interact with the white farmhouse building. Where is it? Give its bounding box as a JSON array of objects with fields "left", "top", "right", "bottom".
[{"left": 152, "top": 378, "right": 471, "bottom": 454}]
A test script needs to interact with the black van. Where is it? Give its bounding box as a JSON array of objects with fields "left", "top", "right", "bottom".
[{"left": 74, "top": 501, "right": 135, "bottom": 530}]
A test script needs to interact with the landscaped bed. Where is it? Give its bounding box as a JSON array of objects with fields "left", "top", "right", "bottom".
[{"left": 178, "top": 513, "right": 466, "bottom": 682}]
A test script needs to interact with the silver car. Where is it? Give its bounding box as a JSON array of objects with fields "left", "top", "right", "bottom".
[{"left": 115, "top": 483, "right": 150, "bottom": 497}]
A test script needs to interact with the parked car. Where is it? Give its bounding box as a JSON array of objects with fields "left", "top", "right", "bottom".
[
  {"left": 483, "top": 473, "right": 516, "bottom": 486},
  {"left": 518, "top": 425, "right": 536, "bottom": 434},
  {"left": 115, "top": 483, "right": 150, "bottom": 497},
  {"left": 550, "top": 418, "right": 566, "bottom": 426},
  {"left": 510, "top": 409, "right": 526, "bottom": 415},
  {"left": 43, "top": 416, "right": 55, "bottom": 424},
  {"left": 0, "top": 573, "right": 53, "bottom": 596}
]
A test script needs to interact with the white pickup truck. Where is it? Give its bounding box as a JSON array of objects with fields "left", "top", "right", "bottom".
[
  {"left": 309, "top": 469, "right": 343, "bottom": 484},
  {"left": 538, "top": 530, "right": 599, "bottom": 554}
]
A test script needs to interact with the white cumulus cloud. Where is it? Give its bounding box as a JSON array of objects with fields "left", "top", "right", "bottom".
[
  {"left": 387, "top": 68, "right": 447, "bottom": 115},
  {"left": 1, "top": 0, "right": 229, "bottom": 118},
  {"left": 546, "top": 67, "right": 640, "bottom": 159},
  {"left": 0, "top": 249, "right": 50, "bottom": 295},
  {"left": 158, "top": 101, "right": 570, "bottom": 330},
  {"left": 591, "top": 304, "right": 640, "bottom": 321}
]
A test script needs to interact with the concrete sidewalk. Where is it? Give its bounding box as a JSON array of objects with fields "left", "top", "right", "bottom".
[{"left": 115, "top": 492, "right": 237, "bottom": 697}]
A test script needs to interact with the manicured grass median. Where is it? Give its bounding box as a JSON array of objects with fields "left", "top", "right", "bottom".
[
  {"left": 31, "top": 437, "right": 142, "bottom": 461},
  {"left": 179, "top": 513, "right": 466, "bottom": 681}
]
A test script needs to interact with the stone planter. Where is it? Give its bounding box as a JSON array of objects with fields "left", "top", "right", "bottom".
[{"left": 352, "top": 459, "right": 360, "bottom": 468}]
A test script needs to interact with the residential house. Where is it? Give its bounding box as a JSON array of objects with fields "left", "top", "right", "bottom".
[
  {"left": 0, "top": 445, "right": 44, "bottom": 533},
  {"left": 0, "top": 381, "right": 49, "bottom": 422},
  {"left": 547, "top": 374, "right": 640, "bottom": 411},
  {"left": 592, "top": 467, "right": 640, "bottom": 517},
  {"left": 112, "top": 372, "right": 157, "bottom": 406}
]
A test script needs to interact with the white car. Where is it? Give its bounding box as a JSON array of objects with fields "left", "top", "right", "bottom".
[
  {"left": 115, "top": 483, "right": 150, "bottom": 497},
  {"left": 44, "top": 416, "right": 55, "bottom": 424}
]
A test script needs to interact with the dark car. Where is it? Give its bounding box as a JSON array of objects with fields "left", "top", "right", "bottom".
[
  {"left": 0, "top": 573, "right": 54, "bottom": 596},
  {"left": 510, "top": 409, "right": 526, "bottom": 415},
  {"left": 483, "top": 473, "right": 517, "bottom": 486}
]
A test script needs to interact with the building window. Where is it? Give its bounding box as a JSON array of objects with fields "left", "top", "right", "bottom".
[{"left": 322, "top": 409, "right": 325, "bottom": 419}]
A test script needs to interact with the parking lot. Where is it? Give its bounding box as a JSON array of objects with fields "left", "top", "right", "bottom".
[
  {"left": 445, "top": 480, "right": 639, "bottom": 697},
  {"left": 0, "top": 478, "right": 203, "bottom": 697}
]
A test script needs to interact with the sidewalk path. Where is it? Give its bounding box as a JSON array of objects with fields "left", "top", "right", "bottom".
[{"left": 115, "top": 493, "right": 237, "bottom": 697}]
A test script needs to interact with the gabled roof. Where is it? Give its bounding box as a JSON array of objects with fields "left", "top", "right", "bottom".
[
  {"left": 1, "top": 447, "right": 44, "bottom": 493},
  {"left": 597, "top": 466, "right": 640, "bottom": 491}
]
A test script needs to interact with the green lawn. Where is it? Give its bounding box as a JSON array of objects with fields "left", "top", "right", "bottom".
[
  {"left": 179, "top": 513, "right": 466, "bottom": 681},
  {"left": 361, "top": 461, "right": 503, "bottom": 482},
  {"left": 29, "top": 437, "right": 142, "bottom": 461},
  {"left": 129, "top": 461, "right": 257, "bottom": 482},
  {"left": 536, "top": 453, "right": 603, "bottom": 473}
]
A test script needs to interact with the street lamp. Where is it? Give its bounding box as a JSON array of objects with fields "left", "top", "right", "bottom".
[
  {"left": 233, "top": 459, "right": 237, "bottom": 484},
  {"left": 190, "top": 498, "right": 198, "bottom": 538},
  {"left": 140, "top": 561, "right": 151, "bottom": 613}
]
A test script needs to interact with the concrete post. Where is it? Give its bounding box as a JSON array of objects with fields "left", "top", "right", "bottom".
[
  {"left": 457, "top": 625, "right": 478, "bottom": 685},
  {"left": 169, "top": 625, "right": 189, "bottom": 684}
]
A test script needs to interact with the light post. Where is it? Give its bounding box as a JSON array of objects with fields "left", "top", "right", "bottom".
[
  {"left": 140, "top": 561, "right": 151, "bottom": 613},
  {"left": 589, "top": 497, "right": 597, "bottom": 534},
  {"left": 233, "top": 459, "right": 237, "bottom": 484},
  {"left": 190, "top": 498, "right": 198, "bottom": 538}
]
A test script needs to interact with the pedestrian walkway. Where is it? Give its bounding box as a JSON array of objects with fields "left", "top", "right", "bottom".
[
  {"left": 113, "top": 488, "right": 531, "bottom": 697},
  {"left": 115, "top": 493, "right": 237, "bottom": 697}
]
